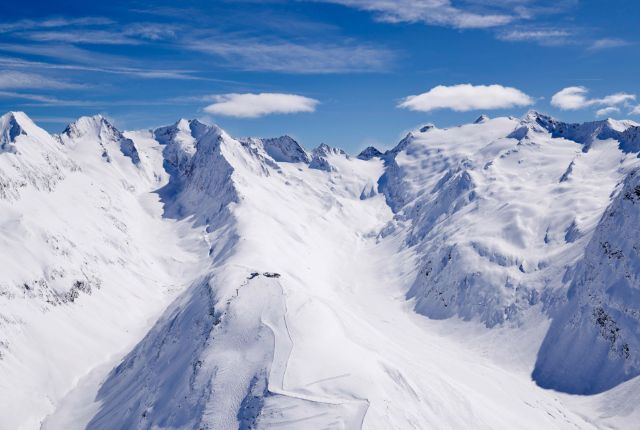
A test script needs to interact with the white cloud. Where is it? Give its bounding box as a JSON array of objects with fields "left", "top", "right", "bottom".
[
  {"left": 630, "top": 105, "right": 640, "bottom": 116},
  {"left": 0, "top": 71, "right": 83, "bottom": 89},
  {"left": 599, "top": 93, "right": 636, "bottom": 106},
  {"left": 551, "top": 86, "right": 636, "bottom": 110},
  {"left": 550, "top": 87, "right": 591, "bottom": 110},
  {"left": 204, "top": 93, "right": 319, "bottom": 118},
  {"left": 589, "top": 38, "right": 630, "bottom": 51},
  {"left": 595, "top": 106, "right": 619, "bottom": 117},
  {"left": 398, "top": 84, "right": 533, "bottom": 112},
  {"left": 322, "top": 0, "right": 513, "bottom": 29}
]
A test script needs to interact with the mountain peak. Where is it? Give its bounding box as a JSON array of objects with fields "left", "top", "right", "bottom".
[
  {"left": 58, "top": 115, "right": 140, "bottom": 165},
  {"left": 155, "top": 118, "right": 215, "bottom": 147},
  {"left": 175, "top": 118, "right": 211, "bottom": 139},
  {"left": 260, "top": 135, "right": 310, "bottom": 163},
  {"left": 357, "top": 146, "right": 383, "bottom": 160},
  {"left": 474, "top": 114, "right": 490, "bottom": 124},
  {"left": 309, "top": 143, "right": 347, "bottom": 171},
  {"left": 313, "top": 142, "right": 346, "bottom": 156},
  {"left": 523, "top": 110, "right": 555, "bottom": 124},
  {"left": 62, "top": 115, "right": 118, "bottom": 140},
  {"left": 1, "top": 112, "right": 28, "bottom": 151},
  {"left": 1, "top": 111, "right": 54, "bottom": 152}
]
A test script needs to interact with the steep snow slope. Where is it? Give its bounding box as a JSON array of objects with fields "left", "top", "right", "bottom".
[
  {"left": 0, "top": 113, "right": 208, "bottom": 429},
  {"left": 2, "top": 111, "right": 640, "bottom": 429},
  {"left": 534, "top": 168, "right": 640, "bottom": 394}
]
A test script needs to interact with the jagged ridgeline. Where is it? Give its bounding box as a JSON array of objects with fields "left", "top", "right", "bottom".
[{"left": 1, "top": 110, "right": 640, "bottom": 429}]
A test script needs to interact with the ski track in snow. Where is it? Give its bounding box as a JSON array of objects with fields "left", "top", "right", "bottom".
[{"left": 1, "top": 111, "right": 639, "bottom": 429}]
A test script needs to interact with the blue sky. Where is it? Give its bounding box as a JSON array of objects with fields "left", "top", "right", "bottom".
[{"left": 1, "top": 0, "right": 639, "bottom": 152}]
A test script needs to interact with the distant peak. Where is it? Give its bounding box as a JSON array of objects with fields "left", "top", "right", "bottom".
[
  {"left": 263, "top": 134, "right": 296, "bottom": 144},
  {"left": 605, "top": 118, "right": 640, "bottom": 133},
  {"left": 313, "top": 143, "right": 346, "bottom": 156},
  {"left": 1, "top": 111, "right": 52, "bottom": 152},
  {"left": 522, "top": 110, "right": 561, "bottom": 128},
  {"left": 1, "top": 111, "right": 39, "bottom": 133},
  {"left": 260, "top": 135, "right": 309, "bottom": 163},
  {"left": 419, "top": 124, "right": 435, "bottom": 132},
  {"left": 0, "top": 112, "right": 28, "bottom": 152},
  {"left": 3, "top": 110, "right": 31, "bottom": 123},
  {"left": 156, "top": 118, "right": 215, "bottom": 145},
  {"left": 62, "top": 115, "right": 119, "bottom": 140},
  {"left": 176, "top": 118, "right": 208, "bottom": 129},
  {"left": 309, "top": 143, "right": 348, "bottom": 172},
  {"left": 474, "top": 114, "right": 490, "bottom": 124},
  {"left": 357, "top": 146, "right": 383, "bottom": 160}
]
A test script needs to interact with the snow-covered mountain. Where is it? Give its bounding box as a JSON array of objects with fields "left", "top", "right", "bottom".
[{"left": 1, "top": 110, "right": 640, "bottom": 429}]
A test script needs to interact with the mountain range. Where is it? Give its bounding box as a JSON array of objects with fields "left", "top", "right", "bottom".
[{"left": 1, "top": 110, "right": 640, "bottom": 429}]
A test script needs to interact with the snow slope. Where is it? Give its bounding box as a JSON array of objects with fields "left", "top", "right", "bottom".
[
  {"left": 380, "top": 112, "right": 639, "bottom": 327},
  {"left": 534, "top": 168, "right": 640, "bottom": 394},
  {"left": 1, "top": 111, "right": 640, "bottom": 429},
  {"left": 0, "top": 112, "right": 208, "bottom": 429}
]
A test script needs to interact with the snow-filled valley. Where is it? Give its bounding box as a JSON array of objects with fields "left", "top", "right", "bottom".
[{"left": 2, "top": 110, "right": 640, "bottom": 429}]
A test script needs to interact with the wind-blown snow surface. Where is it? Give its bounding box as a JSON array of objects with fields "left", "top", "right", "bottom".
[{"left": 1, "top": 110, "right": 640, "bottom": 429}]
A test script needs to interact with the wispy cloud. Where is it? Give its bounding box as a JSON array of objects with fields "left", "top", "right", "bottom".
[
  {"left": 551, "top": 86, "right": 636, "bottom": 110},
  {"left": 0, "top": 14, "right": 394, "bottom": 75},
  {"left": 588, "top": 38, "right": 631, "bottom": 51},
  {"left": 0, "top": 91, "right": 95, "bottom": 106},
  {"left": 187, "top": 36, "right": 394, "bottom": 73},
  {"left": 318, "top": 0, "right": 513, "bottom": 29},
  {"left": 0, "top": 41, "right": 131, "bottom": 66},
  {"left": 0, "top": 90, "right": 193, "bottom": 108},
  {"left": 398, "top": 84, "right": 533, "bottom": 112},
  {"left": 0, "top": 17, "right": 113, "bottom": 33},
  {"left": 204, "top": 93, "right": 319, "bottom": 118},
  {"left": 497, "top": 28, "right": 573, "bottom": 45},
  {"left": 0, "top": 50, "right": 201, "bottom": 81},
  {"left": 13, "top": 22, "right": 178, "bottom": 45},
  {"left": 316, "top": 0, "right": 624, "bottom": 51},
  {"left": 0, "top": 70, "right": 85, "bottom": 89},
  {"left": 15, "top": 30, "right": 142, "bottom": 45}
]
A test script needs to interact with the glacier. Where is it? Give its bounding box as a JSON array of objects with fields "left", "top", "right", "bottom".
[{"left": 1, "top": 110, "right": 640, "bottom": 429}]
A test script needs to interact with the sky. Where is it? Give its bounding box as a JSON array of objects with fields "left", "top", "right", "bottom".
[{"left": 1, "top": 0, "right": 639, "bottom": 152}]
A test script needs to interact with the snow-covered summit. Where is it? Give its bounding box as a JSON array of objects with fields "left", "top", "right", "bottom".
[
  {"left": 154, "top": 118, "right": 211, "bottom": 147},
  {"left": 59, "top": 115, "right": 141, "bottom": 165},
  {"left": 250, "top": 135, "right": 310, "bottom": 163},
  {"left": 0, "top": 111, "right": 25, "bottom": 153},
  {"left": 309, "top": 142, "right": 349, "bottom": 171},
  {"left": 152, "top": 119, "right": 221, "bottom": 175},
  {"left": 0, "top": 111, "right": 56, "bottom": 152}
]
